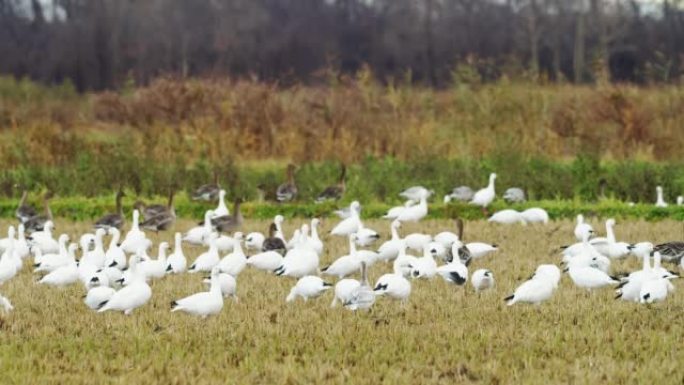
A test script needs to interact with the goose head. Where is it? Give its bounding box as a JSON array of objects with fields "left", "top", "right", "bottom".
[
  {"left": 350, "top": 201, "right": 361, "bottom": 213},
  {"left": 628, "top": 242, "right": 654, "bottom": 258},
  {"left": 58, "top": 234, "right": 70, "bottom": 245},
  {"left": 311, "top": 218, "right": 320, "bottom": 228},
  {"left": 489, "top": 173, "right": 497, "bottom": 184}
]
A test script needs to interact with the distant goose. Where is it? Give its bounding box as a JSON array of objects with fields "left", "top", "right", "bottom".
[
  {"left": 307, "top": 218, "right": 324, "bottom": 255},
  {"left": 23, "top": 191, "right": 54, "bottom": 233},
  {"left": 286, "top": 276, "right": 331, "bottom": 302},
  {"left": 520, "top": 208, "right": 549, "bottom": 224},
  {"left": 655, "top": 186, "right": 667, "bottom": 208},
  {"left": 172, "top": 267, "right": 224, "bottom": 318},
  {"left": 139, "top": 190, "right": 176, "bottom": 232},
  {"left": 397, "top": 189, "right": 429, "bottom": 222},
  {"left": 470, "top": 173, "right": 497, "bottom": 215},
  {"left": 586, "top": 219, "right": 630, "bottom": 259},
  {"left": 400, "top": 186, "right": 432, "bottom": 201},
  {"left": 678, "top": 196, "right": 684, "bottom": 206},
  {"left": 471, "top": 269, "right": 494, "bottom": 292},
  {"left": 344, "top": 262, "right": 375, "bottom": 311},
  {"left": 331, "top": 201, "right": 362, "bottom": 236},
  {"left": 333, "top": 203, "right": 362, "bottom": 219},
  {"left": 97, "top": 254, "right": 152, "bottom": 315},
  {"left": 316, "top": 165, "right": 346, "bottom": 202},
  {"left": 209, "top": 198, "right": 243, "bottom": 233},
  {"left": 276, "top": 164, "right": 298, "bottom": 202},
  {"left": 488, "top": 209, "right": 525, "bottom": 225},
  {"left": 503, "top": 187, "right": 526, "bottom": 203},
  {"left": 383, "top": 200, "right": 415, "bottom": 220},
  {"left": 331, "top": 279, "right": 361, "bottom": 307},
  {"left": 15, "top": 189, "right": 37, "bottom": 223},
  {"left": 135, "top": 189, "right": 174, "bottom": 220},
  {"left": 447, "top": 186, "right": 474, "bottom": 202},
  {"left": 212, "top": 190, "right": 229, "bottom": 217},
  {"left": 192, "top": 171, "right": 221, "bottom": 201},
  {"left": 94, "top": 189, "right": 126, "bottom": 230}
]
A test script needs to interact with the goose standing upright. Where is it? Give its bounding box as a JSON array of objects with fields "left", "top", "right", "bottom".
[
  {"left": 655, "top": 186, "right": 667, "bottom": 208},
  {"left": 330, "top": 201, "right": 362, "bottom": 236},
  {"left": 216, "top": 233, "right": 247, "bottom": 277},
  {"left": 94, "top": 189, "right": 126, "bottom": 230},
  {"left": 140, "top": 190, "right": 176, "bottom": 232},
  {"left": 184, "top": 210, "right": 215, "bottom": 245},
  {"left": 276, "top": 164, "right": 298, "bottom": 202},
  {"left": 192, "top": 171, "right": 221, "bottom": 201},
  {"left": 573, "top": 214, "right": 594, "bottom": 242},
  {"left": 213, "top": 190, "right": 229, "bottom": 217},
  {"left": 15, "top": 189, "right": 37, "bottom": 224},
  {"left": 344, "top": 262, "right": 375, "bottom": 311},
  {"left": 120, "top": 210, "right": 147, "bottom": 254},
  {"left": 470, "top": 173, "right": 496, "bottom": 215},
  {"left": 166, "top": 232, "right": 187, "bottom": 274},
  {"left": 376, "top": 220, "right": 403, "bottom": 262},
  {"left": 316, "top": 165, "right": 346, "bottom": 202},
  {"left": 397, "top": 189, "right": 429, "bottom": 222}
]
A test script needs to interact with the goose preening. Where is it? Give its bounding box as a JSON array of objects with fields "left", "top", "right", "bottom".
[
  {"left": 140, "top": 190, "right": 176, "bottom": 232},
  {"left": 15, "top": 189, "right": 37, "bottom": 223},
  {"left": 470, "top": 173, "right": 496, "bottom": 215},
  {"left": 344, "top": 262, "right": 375, "bottom": 311},
  {"left": 172, "top": 267, "right": 224, "bottom": 318},
  {"left": 276, "top": 164, "right": 298, "bottom": 202},
  {"left": 286, "top": 275, "right": 331, "bottom": 302},
  {"left": 94, "top": 189, "right": 126, "bottom": 230},
  {"left": 655, "top": 186, "right": 667, "bottom": 208},
  {"left": 316, "top": 165, "right": 346, "bottom": 202},
  {"left": 503, "top": 187, "right": 526, "bottom": 203},
  {"left": 471, "top": 269, "right": 494, "bottom": 292},
  {"left": 209, "top": 198, "right": 243, "bottom": 233},
  {"left": 97, "top": 254, "right": 152, "bottom": 315},
  {"left": 23, "top": 191, "right": 54, "bottom": 233},
  {"left": 445, "top": 186, "right": 474, "bottom": 203},
  {"left": 192, "top": 171, "right": 221, "bottom": 202}
]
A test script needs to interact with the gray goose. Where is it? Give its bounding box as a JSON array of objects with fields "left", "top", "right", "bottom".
[
  {"left": 262, "top": 223, "right": 286, "bottom": 254},
  {"left": 654, "top": 242, "right": 684, "bottom": 264},
  {"left": 94, "top": 189, "right": 126, "bottom": 230},
  {"left": 276, "top": 164, "right": 298, "bottom": 202},
  {"left": 210, "top": 198, "right": 243, "bottom": 233},
  {"left": 192, "top": 171, "right": 220, "bottom": 201},
  {"left": 140, "top": 190, "right": 176, "bottom": 232},
  {"left": 135, "top": 190, "right": 174, "bottom": 220},
  {"left": 15, "top": 190, "right": 37, "bottom": 224},
  {"left": 24, "top": 191, "right": 54, "bottom": 233},
  {"left": 503, "top": 187, "right": 526, "bottom": 203},
  {"left": 315, "top": 165, "right": 346, "bottom": 203},
  {"left": 446, "top": 218, "right": 472, "bottom": 266}
]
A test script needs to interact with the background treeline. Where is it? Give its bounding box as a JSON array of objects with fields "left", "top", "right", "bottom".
[{"left": 1, "top": 0, "right": 683, "bottom": 90}]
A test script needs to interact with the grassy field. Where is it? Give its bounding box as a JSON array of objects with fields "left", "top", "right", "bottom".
[{"left": 1, "top": 217, "right": 683, "bottom": 384}]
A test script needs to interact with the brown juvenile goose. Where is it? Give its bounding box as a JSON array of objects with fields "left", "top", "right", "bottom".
[
  {"left": 276, "top": 164, "right": 298, "bottom": 202},
  {"left": 140, "top": 190, "right": 176, "bottom": 232},
  {"left": 210, "top": 198, "right": 243, "bottom": 233},
  {"left": 15, "top": 189, "right": 37, "bottom": 224},
  {"left": 94, "top": 189, "right": 126, "bottom": 230},
  {"left": 192, "top": 171, "right": 221, "bottom": 202},
  {"left": 24, "top": 191, "right": 54, "bottom": 233},
  {"left": 316, "top": 165, "right": 346, "bottom": 203}
]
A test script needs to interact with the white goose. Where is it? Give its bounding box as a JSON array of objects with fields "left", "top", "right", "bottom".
[
  {"left": 33, "top": 234, "right": 70, "bottom": 273},
  {"left": 520, "top": 208, "right": 549, "bottom": 224},
  {"left": 655, "top": 186, "right": 667, "bottom": 208},
  {"left": 470, "top": 173, "right": 497, "bottom": 214},
  {"left": 616, "top": 243, "right": 654, "bottom": 302},
  {"left": 28, "top": 221, "right": 59, "bottom": 254},
  {"left": 184, "top": 210, "right": 214, "bottom": 246},
  {"left": 97, "top": 254, "right": 152, "bottom": 315},
  {"left": 274, "top": 236, "right": 320, "bottom": 278},
  {"left": 166, "top": 232, "right": 187, "bottom": 274},
  {"left": 383, "top": 200, "right": 415, "bottom": 220},
  {"left": 488, "top": 209, "right": 525, "bottom": 225},
  {"left": 373, "top": 264, "right": 411, "bottom": 304},
  {"left": 396, "top": 190, "right": 428, "bottom": 222},
  {"left": 354, "top": 222, "right": 380, "bottom": 247},
  {"left": 331, "top": 278, "right": 361, "bottom": 307},
  {"left": 213, "top": 189, "right": 230, "bottom": 217},
  {"left": 82, "top": 228, "right": 106, "bottom": 269},
  {"left": 38, "top": 243, "right": 79, "bottom": 287},
  {"left": 120, "top": 210, "right": 148, "bottom": 254},
  {"left": 330, "top": 201, "right": 362, "bottom": 236},
  {"left": 84, "top": 285, "right": 116, "bottom": 310},
  {"left": 172, "top": 267, "right": 224, "bottom": 318},
  {"left": 246, "top": 250, "right": 284, "bottom": 272},
  {"left": 104, "top": 228, "right": 126, "bottom": 269},
  {"left": 565, "top": 257, "right": 618, "bottom": 290},
  {"left": 307, "top": 218, "right": 324, "bottom": 255},
  {"left": 188, "top": 233, "right": 220, "bottom": 273},
  {"left": 203, "top": 272, "right": 238, "bottom": 301},
  {"left": 376, "top": 220, "right": 403, "bottom": 262},
  {"left": 640, "top": 272, "right": 675, "bottom": 304},
  {"left": 322, "top": 234, "right": 363, "bottom": 279},
  {"left": 436, "top": 258, "right": 468, "bottom": 285},
  {"left": 244, "top": 232, "right": 265, "bottom": 252},
  {"left": 504, "top": 273, "right": 556, "bottom": 306},
  {"left": 343, "top": 262, "right": 376, "bottom": 311},
  {"left": 573, "top": 214, "right": 594, "bottom": 242},
  {"left": 410, "top": 244, "right": 438, "bottom": 279},
  {"left": 392, "top": 241, "right": 419, "bottom": 278},
  {"left": 138, "top": 242, "right": 169, "bottom": 281},
  {"left": 286, "top": 276, "right": 331, "bottom": 302},
  {"left": 471, "top": 269, "right": 495, "bottom": 291},
  {"left": 216, "top": 233, "right": 247, "bottom": 277},
  {"left": 588, "top": 219, "right": 630, "bottom": 259}
]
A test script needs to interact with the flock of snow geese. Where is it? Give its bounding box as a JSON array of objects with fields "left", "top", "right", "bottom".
[{"left": 0, "top": 172, "right": 683, "bottom": 318}]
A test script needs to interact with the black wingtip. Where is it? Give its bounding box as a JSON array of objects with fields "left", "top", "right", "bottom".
[
  {"left": 503, "top": 294, "right": 514, "bottom": 301},
  {"left": 97, "top": 300, "right": 108, "bottom": 310},
  {"left": 166, "top": 264, "right": 173, "bottom": 272},
  {"left": 322, "top": 282, "right": 332, "bottom": 287},
  {"left": 614, "top": 293, "right": 623, "bottom": 300},
  {"left": 617, "top": 281, "right": 628, "bottom": 289},
  {"left": 170, "top": 300, "right": 178, "bottom": 309},
  {"left": 609, "top": 275, "right": 620, "bottom": 282}
]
